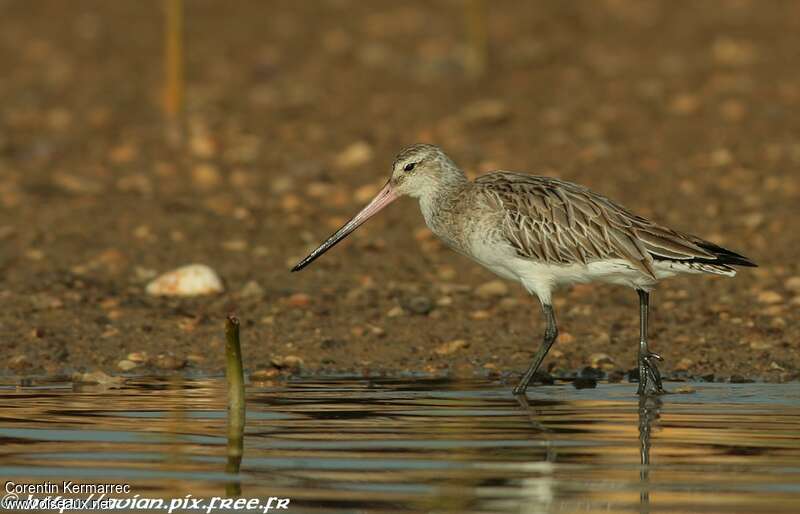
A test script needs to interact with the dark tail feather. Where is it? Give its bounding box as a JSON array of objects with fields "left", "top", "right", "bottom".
[{"left": 695, "top": 241, "right": 757, "bottom": 268}]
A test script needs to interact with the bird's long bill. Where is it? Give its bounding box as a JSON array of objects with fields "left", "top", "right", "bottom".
[{"left": 291, "top": 181, "right": 398, "bottom": 272}]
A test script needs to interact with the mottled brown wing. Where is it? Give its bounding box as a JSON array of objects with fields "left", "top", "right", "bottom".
[{"left": 475, "top": 173, "right": 717, "bottom": 279}]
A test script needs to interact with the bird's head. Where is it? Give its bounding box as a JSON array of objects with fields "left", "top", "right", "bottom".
[
  {"left": 291, "top": 143, "right": 463, "bottom": 272},
  {"left": 388, "top": 143, "right": 461, "bottom": 199}
]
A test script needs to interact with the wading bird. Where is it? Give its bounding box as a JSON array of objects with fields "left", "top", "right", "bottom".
[{"left": 292, "top": 144, "right": 756, "bottom": 395}]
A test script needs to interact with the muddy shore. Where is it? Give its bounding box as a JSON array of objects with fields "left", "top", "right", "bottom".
[{"left": 1, "top": 1, "right": 798, "bottom": 383}]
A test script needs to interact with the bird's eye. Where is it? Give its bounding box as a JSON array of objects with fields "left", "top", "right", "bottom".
[{"left": 403, "top": 162, "right": 416, "bottom": 172}]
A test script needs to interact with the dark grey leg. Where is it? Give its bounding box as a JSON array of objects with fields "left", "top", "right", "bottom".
[
  {"left": 637, "top": 289, "right": 664, "bottom": 395},
  {"left": 513, "top": 304, "right": 557, "bottom": 395}
]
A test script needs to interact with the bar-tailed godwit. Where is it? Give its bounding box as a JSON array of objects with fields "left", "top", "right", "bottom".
[{"left": 292, "top": 144, "right": 756, "bottom": 395}]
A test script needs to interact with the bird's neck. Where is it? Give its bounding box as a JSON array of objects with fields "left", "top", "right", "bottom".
[{"left": 418, "top": 172, "right": 470, "bottom": 242}]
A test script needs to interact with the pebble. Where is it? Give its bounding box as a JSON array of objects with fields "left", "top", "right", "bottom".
[
  {"left": 558, "top": 332, "right": 575, "bottom": 344},
  {"left": 674, "top": 357, "right": 694, "bottom": 371},
  {"left": 334, "top": 141, "right": 373, "bottom": 169},
  {"left": 673, "top": 385, "right": 697, "bottom": 394},
  {"left": 239, "top": 280, "right": 265, "bottom": 298},
  {"left": 222, "top": 239, "right": 248, "bottom": 252},
  {"left": 580, "top": 366, "right": 605, "bottom": 380},
  {"left": 749, "top": 340, "right": 773, "bottom": 351},
  {"left": 127, "top": 352, "right": 149, "bottom": 363},
  {"left": 31, "top": 293, "right": 63, "bottom": 310},
  {"left": 474, "top": 280, "right": 509, "bottom": 298},
  {"left": 756, "top": 291, "right": 782, "bottom": 304},
  {"left": 320, "top": 338, "right": 347, "bottom": 349},
  {"left": 460, "top": 99, "right": 510, "bottom": 125},
  {"left": 8, "top": 354, "right": 31, "bottom": 371},
  {"left": 387, "top": 306, "right": 405, "bottom": 317},
  {"left": 786, "top": 276, "right": 800, "bottom": 292},
  {"left": 191, "top": 164, "right": 222, "bottom": 190},
  {"left": 251, "top": 369, "right": 280, "bottom": 381},
  {"left": 271, "top": 355, "right": 303, "bottom": 371},
  {"left": 403, "top": 296, "right": 434, "bottom": 315},
  {"left": 287, "top": 293, "right": 311, "bottom": 307},
  {"left": 154, "top": 354, "right": 187, "bottom": 370},
  {"left": 590, "top": 353, "right": 616, "bottom": 370},
  {"left": 729, "top": 374, "right": 755, "bottom": 384},
  {"left": 573, "top": 377, "right": 597, "bottom": 389},
  {"left": 437, "top": 266, "right": 456, "bottom": 281},
  {"left": 72, "top": 370, "right": 124, "bottom": 386},
  {"left": 498, "top": 297, "right": 518, "bottom": 310},
  {"left": 436, "top": 296, "right": 453, "bottom": 307},
  {"left": 145, "top": 264, "right": 224, "bottom": 297},
  {"left": 117, "top": 359, "right": 138, "bottom": 371},
  {"left": 434, "top": 339, "right": 469, "bottom": 355},
  {"left": 469, "top": 310, "right": 491, "bottom": 320}
]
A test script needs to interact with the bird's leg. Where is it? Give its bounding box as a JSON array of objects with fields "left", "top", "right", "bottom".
[
  {"left": 636, "top": 289, "right": 664, "bottom": 395},
  {"left": 513, "top": 304, "right": 557, "bottom": 395}
]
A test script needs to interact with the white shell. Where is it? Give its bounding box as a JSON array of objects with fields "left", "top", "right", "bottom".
[{"left": 145, "top": 264, "right": 224, "bottom": 297}]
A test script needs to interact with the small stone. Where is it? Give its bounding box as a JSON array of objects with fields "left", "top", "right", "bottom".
[
  {"left": 580, "top": 366, "right": 605, "bottom": 379},
  {"left": 498, "top": 297, "right": 518, "bottom": 310},
  {"left": 127, "top": 352, "right": 149, "bottom": 363},
  {"left": 460, "top": 99, "right": 510, "bottom": 125},
  {"left": 729, "top": 374, "right": 755, "bottom": 384},
  {"left": 474, "top": 280, "right": 509, "bottom": 299},
  {"left": 670, "top": 94, "right": 699, "bottom": 115},
  {"left": 187, "top": 354, "right": 205, "bottom": 364},
  {"left": 8, "top": 354, "right": 31, "bottom": 371},
  {"left": 191, "top": 164, "right": 221, "bottom": 190},
  {"left": 239, "top": 280, "right": 265, "bottom": 298},
  {"left": 673, "top": 385, "right": 696, "bottom": 394},
  {"left": 334, "top": 141, "right": 373, "bottom": 169},
  {"left": 756, "top": 291, "right": 782, "bottom": 304},
  {"left": 434, "top": 339, "right": 469, "bottom": 355},
  {"left": 573, "top": 377, "right": 597, "bottom": 389},
  {"left": 354, "top": 182, "right": 381, "bottom": 203},
  {"left": 749, "top": 340, "right": 773, "bottom": 351},
  {"left": 72, "top": 370, "right": 124, "bottom": 386},
  {"left": 387, "top": 306, "right": 405, "bottom": 317},
  {"left": 469, "top": 310, "right": 491, "bottom": 320},
  {"left": 287, "top": 293, "right": 311, "bottom": 307},
  {"left": 674, "top": 357, "right": 694, "bottom": 371},
  {"left": 436, "top": 296, "right": 453, "bottom": 307},
  {"left": 117, "top": 359, "right": 138, "bottom": 371},
  {"left": 31, "top": 293, "right": 63, "bottom": 310},
  {"left": 437, "top": 266, "right": 456, "bottom": 281},
  {"left": 251, "top": 368, "right": 280, "bottom": 380},
  {"left": 52, "top": 172, "right": 103, "bottom": 194},
  {"left": 320, "top": 338, "right": 347, "bottom": 349},
  {"left": 403, "top": 296, "right": 434, "bottom": 315},
  {"left": 590, "top": 353, "right": 616, "bottom": 370},
  {"left": 558, "top": 332, "right": 575, "bottom": 344},
  {"left": 154, "top": 354, "right": 187, "bottom": 370},
  {"left": 785, "top": 276, "right": 800, "bottom": 292},
  {"left": 222, "top": 239, "right": 248, "bottom": 252},
  {"left": 146, "top": 264, "right": 224, "bottom": 297},
  {"left": 271, "top": 355, "right": 303, "bottom": 371}
]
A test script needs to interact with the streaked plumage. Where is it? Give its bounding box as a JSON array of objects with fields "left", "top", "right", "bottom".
[{"left": 293, "top": 144, "right": 756, "bottom": 396}]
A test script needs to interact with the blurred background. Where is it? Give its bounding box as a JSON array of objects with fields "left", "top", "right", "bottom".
[{"left": 0, "top": 0, "right": 797, "bottom": 381}]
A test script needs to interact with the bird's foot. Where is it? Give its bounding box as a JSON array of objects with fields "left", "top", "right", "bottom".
[
  {"left": 512, "top": 381, "right": 527, "bottom": 396},
  {"left": 637, "top": 351, "right": 664, "bottom": 395}
]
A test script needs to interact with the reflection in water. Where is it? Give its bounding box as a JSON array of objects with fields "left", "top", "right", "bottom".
[
  {"left": 0, "top": 378, "right": 798, "bottom": 513},
  {"left": 638, "top": 395, "right": 661, "bottom": 514}
]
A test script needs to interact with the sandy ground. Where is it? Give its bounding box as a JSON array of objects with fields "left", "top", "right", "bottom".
[{"left": 0, "top": 0, "right": 798, "bottom": 384}]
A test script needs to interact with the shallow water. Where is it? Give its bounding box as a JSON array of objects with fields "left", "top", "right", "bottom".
[{"left": 0, "top": 378, "right": 799, "bottom": 513}]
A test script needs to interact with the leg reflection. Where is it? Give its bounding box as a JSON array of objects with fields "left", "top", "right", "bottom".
[{"left": 638, "top": 395, "right": 662, "bottom": 513}]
